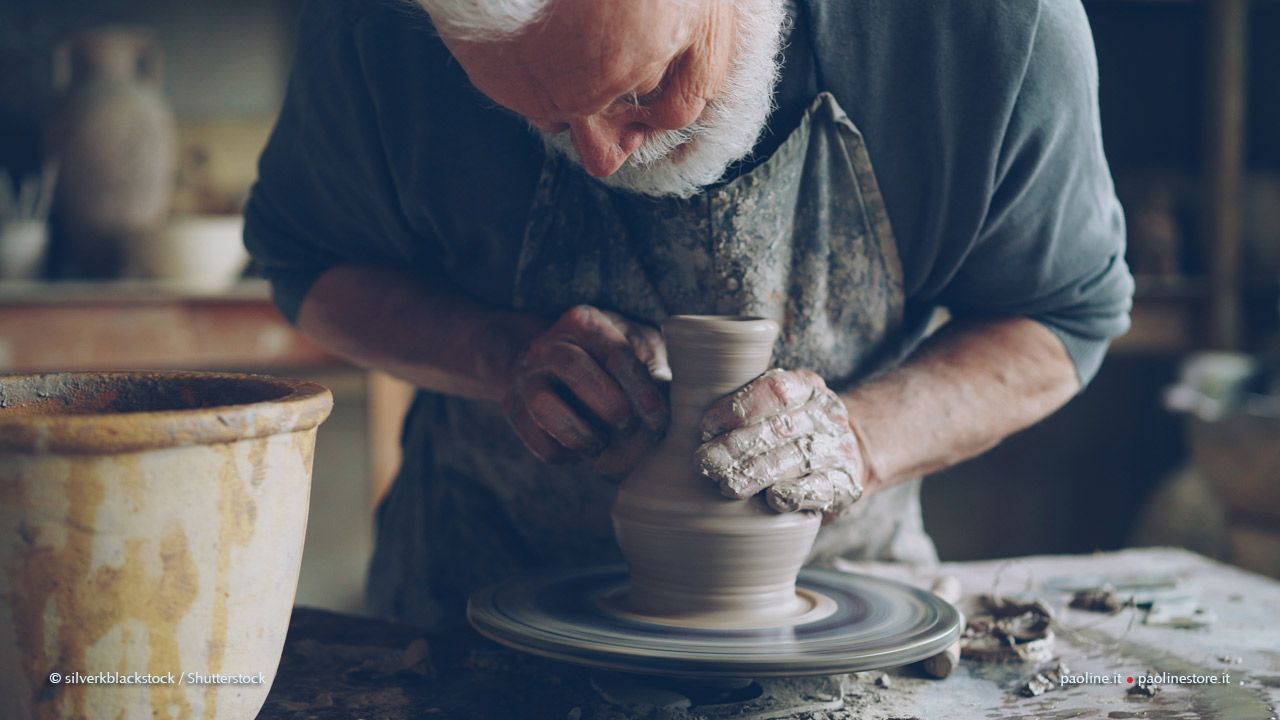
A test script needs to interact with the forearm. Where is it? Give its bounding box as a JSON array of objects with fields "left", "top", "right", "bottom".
[
  {"left": 295, "top": 264, "right": 546, "bottom": 402},
  {"left": 843, "top": 316, "right": 1081, "bottom": 493}
]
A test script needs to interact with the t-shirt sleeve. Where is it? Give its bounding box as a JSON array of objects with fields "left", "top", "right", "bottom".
[
  {"left": 938, "top": 0, "right": 1134, "bottom": 385},
  {"left": 243, "top": 1, "right": 420, "bottom": 324}
]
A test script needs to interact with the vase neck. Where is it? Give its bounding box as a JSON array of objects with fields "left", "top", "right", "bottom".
[
  {"left": 661, "top": 316, "right": 779, "bottom": 439},
  {"left": 669, "top": 382, "right": 727, "bottom": 438}
]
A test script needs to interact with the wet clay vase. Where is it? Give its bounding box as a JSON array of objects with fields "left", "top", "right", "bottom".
[
  {"left": 611, "top": 316, "right": 822, "bottom": 628},
  {"left": 45, "top": 27, "right": 176, "bottom": 278},
  {"left": 0, "top": 372, "right": 332, "bottom": 720}
]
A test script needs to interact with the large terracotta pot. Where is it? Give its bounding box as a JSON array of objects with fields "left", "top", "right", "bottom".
[
  {"left": 0, "top": 372, "right": 332, "bottom": 719},
  {"left": 611, "top": 316, "right": 821, "bottom": 628},
  {"left": 45, "top": 26, "right": 177, "bottom": 278}
]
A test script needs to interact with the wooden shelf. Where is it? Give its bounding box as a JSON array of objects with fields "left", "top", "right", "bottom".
[
  {"left": 0, "top": 280, "right": 337, "bottom": 372},
  {"left": 1092, "top": 0, "right": 1260, "bottom": 350}
]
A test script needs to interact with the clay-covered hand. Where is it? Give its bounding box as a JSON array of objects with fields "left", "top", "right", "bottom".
[
  {"left": 503, "top": 305, "right": 670, "bottom": 466},
  {"left": 696, "top": 369, "right": 866, "bottom": 520}
]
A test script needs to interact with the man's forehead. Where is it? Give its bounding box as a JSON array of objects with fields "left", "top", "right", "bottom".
[{"left": 446, "top": 0, "right": 693, "bottom": 119}]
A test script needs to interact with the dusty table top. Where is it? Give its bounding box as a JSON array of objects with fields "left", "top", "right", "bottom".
[{"left": 259, "top": 548, "right": 1280, "bottom": 719}]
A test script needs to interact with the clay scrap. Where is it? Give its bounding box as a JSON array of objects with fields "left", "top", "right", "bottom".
[
  {"left": 1018, "top": 660, "right": 1070, "bottom": 698},
  {"left": 960, "top": 595, "right": 1054, "bottom": 664},
  {"left": 1048, "top": 574, "right": 1216, "bottom": 629},
  {"left": 1127, "top": 678, "right": 1161, "bottom": 698},
  {"left": 1069, "top": 585, "right": 1125, "bottom": 613}
]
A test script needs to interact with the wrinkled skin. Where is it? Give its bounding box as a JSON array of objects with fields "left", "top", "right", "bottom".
[
  {"left": 501, "top": 307, "right": 865, "bottom": 516},
  {"left": 502, "top": 305, "right": 671, "bottom": 469},
  {"left": 442, "top": 0, "right": 734, "bottom": 179},
  {"left": 697, "top": 369, "right": 866, "bottom": 522}
]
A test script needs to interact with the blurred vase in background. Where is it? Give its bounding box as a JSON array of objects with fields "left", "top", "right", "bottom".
[{"left": 44, "top": 26, "right": 175, "bottom": 278}]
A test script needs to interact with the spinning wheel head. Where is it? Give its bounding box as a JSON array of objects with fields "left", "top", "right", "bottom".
[{"left": 467, "top": 565, "right": 961, "bottom": 678}]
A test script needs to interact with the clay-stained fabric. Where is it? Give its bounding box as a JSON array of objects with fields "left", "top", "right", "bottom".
[{"left": 367, "top": 93, "right": 937, "bottom": 629}]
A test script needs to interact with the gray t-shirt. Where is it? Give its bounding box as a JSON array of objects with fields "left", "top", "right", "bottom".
[{"left": 246, "top": 0, "right": 1131, "bottom": 384}]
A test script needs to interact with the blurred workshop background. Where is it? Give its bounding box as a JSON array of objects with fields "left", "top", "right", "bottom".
[{"left": 0, "top": 0, "right": 1277, "bottom": 615}]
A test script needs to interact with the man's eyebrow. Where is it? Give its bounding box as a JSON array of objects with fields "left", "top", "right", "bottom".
[{"left": 613, "top": 63, "right": 673, "bottom": 108}]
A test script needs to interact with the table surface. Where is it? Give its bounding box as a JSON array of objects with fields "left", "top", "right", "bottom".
[{"left": 259, "top": 548, "right": 1280, "bottom": 719}]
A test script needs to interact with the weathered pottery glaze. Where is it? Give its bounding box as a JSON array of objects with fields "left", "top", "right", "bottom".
[
  {"left": 0, "top": 372, "right": 331, "bottom": 720},
  {"left": 610, "top": 316, "right": 823, "bottom": 628}
]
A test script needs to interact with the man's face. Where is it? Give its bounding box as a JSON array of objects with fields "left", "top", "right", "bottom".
[{"left": 443, "top": 0, "right": 785, "bottom": 198}]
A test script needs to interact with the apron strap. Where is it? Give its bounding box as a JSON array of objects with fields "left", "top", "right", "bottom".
[{"left": 797, "top": 0, "right": 852, "bottom": 101}]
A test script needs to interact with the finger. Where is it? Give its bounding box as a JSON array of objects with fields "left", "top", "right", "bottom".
[
  {"left": 706, "top": 437, "right": 812, "bottom": 500},
  {"left": 503, "top": 390, "right": 572, "bottom": 463},
  {"left": 698, "top": 393, "right": 848, "bottom": 467},
  {"left": 568, "top": 310, "right": 668, "bottom": 432},
  {"left": 723, "top": 433, "right": 857, "bottom": 499},
  {"left": 604, "top": 312, "right": 671, "bottom": 383},
  {"left": 525, "top": 339, "right": 634, "bottom": 430},
  {"left": 701, "top": 369, "right": 820, "bottom": 439},
  {"left": 766, "top": 468, "right": 863, "bottom": 516},
  {"left": 520, "top": 376, "right": 606, "bottom": 456},
  {"left": 697, "top": 408, "right": 821, "bottom": 490},
  {"left": 699, "top": 392, "right": 855, "bottom": 493},
  {"left": 601, "top": 348, "right": 668, "bottom": 433}
]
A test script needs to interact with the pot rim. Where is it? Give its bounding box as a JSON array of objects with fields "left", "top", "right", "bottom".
[
  {"left": 0, "top": 371, "right": 333, "bottom": 455},
  {"left": 662, "top": 315, "right": 779, "bottom": 335}
]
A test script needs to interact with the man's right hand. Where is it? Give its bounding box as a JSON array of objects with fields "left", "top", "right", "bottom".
[{"left": 502, "top": 305, "right": 670, "bottom": 465}]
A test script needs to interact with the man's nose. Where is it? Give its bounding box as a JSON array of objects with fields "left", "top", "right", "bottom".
[{"left": 569, "top": 117, "right": 642, "bottom": 177}]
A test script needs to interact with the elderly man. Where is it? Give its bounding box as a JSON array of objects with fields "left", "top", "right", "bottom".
[{"left": 245, "top": 0, "right": 1132, "bottom": 628}]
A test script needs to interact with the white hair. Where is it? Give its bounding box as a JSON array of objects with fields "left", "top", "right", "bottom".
[
  {"left": 415, "top": 0, "right": 549, "bottom": 41},
  {"left": 538, "top": 0, "right": 788, "bottom": 198}
]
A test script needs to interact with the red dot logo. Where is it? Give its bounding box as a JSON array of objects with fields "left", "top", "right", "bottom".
[{"left": 1127, "top": 677, "right": 1134, "bottom": 683}]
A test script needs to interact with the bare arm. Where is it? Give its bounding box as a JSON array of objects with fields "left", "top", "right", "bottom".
[
  {"left": 297, "top": 264, "right": 546, "bottom": 402},
  {"left": 295, "top": 263, "right": 668, "bottom": 466},
  {"left": 843, "top": 316, "right": 1081, "bottom": 494},
  {"left": 697, "top": 315, "right": 1081, "bottom": 519}
]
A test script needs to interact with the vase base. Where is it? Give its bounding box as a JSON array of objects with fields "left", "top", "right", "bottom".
[
  {"left": 596, "top": 584, "right": 838, "bottom": 630},
  {"left": 467, "top": 564, "right": 960, "bottom": 678}
]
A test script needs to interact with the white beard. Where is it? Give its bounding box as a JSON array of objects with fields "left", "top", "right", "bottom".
[{"left": 536, "top": 0, "right": 787, "bottom": 199}]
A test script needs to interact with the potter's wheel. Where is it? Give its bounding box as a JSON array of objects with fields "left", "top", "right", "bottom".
[{"left": 467, "top": 565, "right": 960, "bottom": 678}]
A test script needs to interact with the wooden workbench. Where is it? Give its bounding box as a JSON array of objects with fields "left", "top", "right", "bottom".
[{"left": 259, "top": 548, "right": 1279, "bottom": 719}]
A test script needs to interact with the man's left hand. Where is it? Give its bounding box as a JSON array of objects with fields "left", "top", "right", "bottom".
[{"left": 696, "top": 369, "right": 867, "bottom": 521}]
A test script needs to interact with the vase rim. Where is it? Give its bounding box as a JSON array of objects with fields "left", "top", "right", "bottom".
[
  {"left": 665, "top": 314, "right": 771, "bottom": 323},
  {"left": 662, "top": 315, "right": 779, "bottom": 335},
  {"left": 0, "top": 371, "right": 332, "bottom": 455}
]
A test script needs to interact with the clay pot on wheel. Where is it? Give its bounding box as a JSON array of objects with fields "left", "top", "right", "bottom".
[
  {"left": 611, "top": 316, "right": 822, "bottom": 628},
  {"left": 45, "top": 27, "right": 177, "bottom": 278},
  {"left": 0, "top": 372, "right": 331, "bottom": 719}
]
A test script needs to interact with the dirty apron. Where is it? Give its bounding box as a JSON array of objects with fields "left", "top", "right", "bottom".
[{"left": 367, "top": 92, "right": 938, "bottom": 629}]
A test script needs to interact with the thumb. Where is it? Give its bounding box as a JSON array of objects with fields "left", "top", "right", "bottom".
[{"left": 600, "top": 311, "right": 671, "bottom": 382}]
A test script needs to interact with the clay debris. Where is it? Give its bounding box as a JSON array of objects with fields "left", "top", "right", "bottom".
[
  {"left": 960, "top": 595, "right": 1054, "bottom": 664},
  {"left": 1127, "top": 678, "right": 1160, "bottom": 698},
  {"left": 1018, "top": 661, "right": 1070, "bottom": 698},
  {"left": 1069, "top": 585, "right": 1125, "bottom": 613}
]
